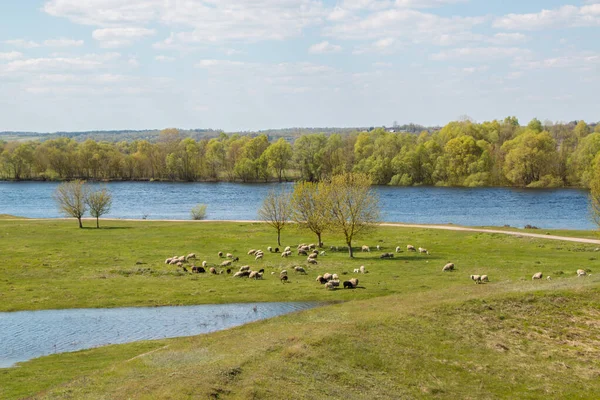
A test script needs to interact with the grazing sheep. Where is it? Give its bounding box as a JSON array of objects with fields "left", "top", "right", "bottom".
[
  {"left": 256, "top": 272, "right": 264, "bottom": 279},
  {"left": 226, "top": 268, "right": 231, "bottom": 274},
  {"left": 186, "top": 253, "right": 196, "bottom": 260},
  {"left": 281, "top": 251, "right": 291, "bottom": 258},
  {"left": 280, "top": 270, "right": 288, "bottom": 276},
  {"left": 308, "top": 244, "right": 316, "bottom": 250},
  {"left": 353, "top": 268, "right": 360, "bottom": 273},
  {"left": 349, "top": 278, "right": 359, "bottom": 288},
  {"left": 547, "top": 276, "right": 552, "bottom": 280},
  {"left": 329, "top": 280, "right": 340, "bottom": 287},
  {"left": 418, "top": 247, "right": 429, "bottom": 254},
  {"left": 234, "top": 271, "right": 250, "bottom": 278},
  {"left": 380, "top": 253, "right": 394, "bottom": 259},
  {"left": 209, "top": 267, "right": 217, "bottom": 274},
  {"left": 323, "top": 273, "right": 333, "bottom": 281},
  {"left": 255, "top": 254, "right": 264, "bottom": 260},
  {"left": 532, "top": 272, "right": 543, "bottom": 280},
  {"left": 165, "top": 258, "right": 172, "bottom": 264},
  {"left": 226, "top": 253, "right": 234, "bottom": 259},
  {"left": 316, "top": 275, "right": 327, "bottom": 284},
  {"left": 376, "top": 245, "right": 381, "bottom": 251},
  {"left": 308, "top": 253, "right": 318, "bottom": 259},
  {"left": 481, "top": 275, "right": 489, "bottom": 283},
  {"left": 169, "top": 259, "right": 178, "bottom": 265},
  {"left": 248, "top": 249, "right": 257, "bottom": 255},
  {"left": 407, "top": 245, "right": 416, "bottom": 252},
  {"left": 273, "top": 248, "right": 279, "bottom": 253},
  {"left": 298, "top": 249, "right": 308, "bottom": 256},
  {"left": 395, "top": 246, "right": 401, "bottom": 253},
  {"left": 470, "top": 275, "right": 482, "bottom": 284},
  {"left": 343, "top": 281, "right": 354, "bottom": 289},
  {"left": 325, "top": 281, "right": 335, "bottom": 290},
  {"left": 577, "top": 269, "right": 587, "bottom": 277},
  {"left": 284, "top": 246, "right": 291, "bottom": 252},
  {"left": 268, "top": 246, "right": 273, "bottom": 252},
  {"left": 332, "top": 273, "right": 339, "bottom": 280},
  {"left": 192, "top": 266, "right": 205, "bottom": 273},
  {"left": 294, "top": 266, "right": 307, "bottom": 274},
  {"left": 442, "top": 263, "right": 455, "bottom": 272},
  {"left": 218, "top": 252, "right": 223, "bottom": 258},
  {"left": 258, "top": 269, "right": 265, "bottom": 274},
  {"left": 177, "top": 256, "right": 186, "bottom": 263},
  {"left": 221, "top": 260, "right": 232, "bottom": 267},
  {"left": 176, "top": 261, "right": 183, "bottom": 267},
  {"left": 320, "top": 251, "right": 326, "bottom": 256},
  {"left": 307, "top": 258, "right": 318, "bottom": 265},
  {"left": 301, "top": 245, "right": 310, "bottom": 251},
  {"left": 249, "top": 271, "right": 259, "bottom": 279},
  {"left": 239, "top": 265, "right": 250, "bottom": 272},
  {"left": 361, "top": 245, "right": 370, "bottom": 252},
  {"left": 359, "top": 265, "right": 366, "bottom": 274},
  {"left": 280, "top": 275, "right": 289, "bottom": 283},
  {"left": 202, "top": 261, "right": 207, "bottom": 268}
]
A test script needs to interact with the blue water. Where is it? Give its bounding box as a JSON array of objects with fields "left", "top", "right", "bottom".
[
  {"left": 0, "top": 181, "right": 594, "bottom": 229},
  {"left": 0, "top": 302, "right": 318, "bottom": 368}
]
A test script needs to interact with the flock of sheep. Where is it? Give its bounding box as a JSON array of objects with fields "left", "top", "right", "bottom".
[{"left": 164, "top": 242, "right": 592, "bottom": 289}]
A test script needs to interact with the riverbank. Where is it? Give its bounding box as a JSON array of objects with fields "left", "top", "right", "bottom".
[{"left": 1, "top": 219, "right": 599, "bottom": 399}]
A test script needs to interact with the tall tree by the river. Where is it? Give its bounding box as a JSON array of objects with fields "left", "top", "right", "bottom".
[
  {"left": 53, "top": 180, "right": 89, "bottom": 228},
  {"left": 258, "top": 189, "right": 292, "bottom": 246}
]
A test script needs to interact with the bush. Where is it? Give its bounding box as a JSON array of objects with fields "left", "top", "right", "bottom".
[{"left": 191, "top": 204, "right": 207, "bottom": 220}]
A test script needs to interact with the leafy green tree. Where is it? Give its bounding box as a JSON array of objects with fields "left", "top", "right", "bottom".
[
  {"left": 291, "top": 181, "right": 331, "bottom": 247},
  {"left": 327, "top": 173, "right": 380, "bottom": 258},
  {"left": 263, "top": 138, "right": 292, "bottom": 182},
  {"left": 527, "top": 118, "right": 543, "bottom": 133},
  {"left": 86, "top": 188, "right": 112, "bottom": 228},
  {"left": 502, "top": 130, "right": 558, "bottom": 186}
]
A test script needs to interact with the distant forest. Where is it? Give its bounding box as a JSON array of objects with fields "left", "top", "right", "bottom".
[{"left": 1, "top": 118, "right": 600, "bottom": 188}]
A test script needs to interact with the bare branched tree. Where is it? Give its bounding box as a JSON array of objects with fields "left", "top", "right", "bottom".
[
  {"left": 258, "top": 189, "right": 291, "bottom": 246},
  {"left": 86, "top": 188, "right": 112, "bottom": 228},
  {"left": 291, "top": 181, "right": 331, "bottom": 247},
  {"left": 328, "top": 173, "right": 380, "bottom": 257},
  {"left": 53, "top": 180, "right": 89, "bottom": 228}
]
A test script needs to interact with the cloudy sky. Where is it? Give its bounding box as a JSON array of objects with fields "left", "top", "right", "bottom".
[{"left": 0, "top": 0, "right": 599, "bottom": 132}]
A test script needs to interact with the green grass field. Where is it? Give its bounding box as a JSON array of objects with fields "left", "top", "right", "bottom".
[{"left": 0, "top": 219, "right": 599, "bottom": 399}]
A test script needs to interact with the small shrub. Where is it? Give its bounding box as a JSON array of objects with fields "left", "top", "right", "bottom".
[
  {"left": 191, "top": 204, "right": 207, "bottom": 220},
  {"left": 524, "top": 224, "right": 540, "bottom": 229}
]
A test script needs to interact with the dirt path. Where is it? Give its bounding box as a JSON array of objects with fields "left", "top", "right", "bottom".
[{"left": 4, "top": 218, "right": 600, "bottom": 245}]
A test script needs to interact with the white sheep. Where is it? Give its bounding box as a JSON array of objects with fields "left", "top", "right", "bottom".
[
  {"left": 376, "top": 245, "right": 381, "bottom": 251},
  {"left": 361, "top": 245, "right": 370, "bottom": 252},
  {"left": 470, "top": 275, "right": 482, "bottom": 284},
  {"left": 308, "top": 244, "right": 316, "bottom": 250},
  {"left": 332, "top": 273, "right": 339, "bottom": 280},
  {"left": 294, "top": 266, "right": 307, "bottom": 274},
  {"left": 165, "top": 258, "right": 172, "bottom": 264},
  {"left": 323, "top": 273, "right": 333, "bottom": 281},
  {"left": 267, "top": 246, "right": 273, "bottom": 252},
  {"left": 307, "top": 258, "right": 318, "bottom": 265},
  {"left": 284, "top": 246, "right": 291, "bottom": 252},
  {"left": 320, "top": 251, "right": 326, "bottom": 256},
  {"left": 353, "top": 268, "right": 360, "bottom": 273},
  {"left": 239, "top": 265, "right": 250, "bottom": 272},
  {"left": 348, "top": 278, "right": 359, "bottom": 288},
  {"left": 395, "top": 246, "right": 401, "bottom": 253},
  {"left": 407, "top": 245, "right": 416, "bottom": 252},
  {"left": 249, "top": 271, "right": 259, "bottom": 279},
  {"left": 418, "top": 247, "right": 429, "bottom": 254},
  {"left": 325, "top": 281, "right": 336, "bottom": 290},
  {"left": 442, "top": 263, "right": 454, "bottom": 272},
  {"left": 186, "top": 253, "right": 196, "bottom": 260},
  {"left": 221, "top": 260, "right": 232, "bottom": 267},
  {"left": 226, "top": 253, "right": 234, "bottom": 259},
  {"left": 308, "top": 253, "right": 318, "bottom": 259},
  {"left": 481, "top": 275, "right": 489, "bottom": 283},
  {"left": 532, "top": 272, "right": 543, "bottom": 280},
  {"left": 281, "top": 251, "right": 289, "bottom": 258},
  {"left": 359, "top": 265, "right": 366, "bottom": 274},
  {"left": 255, "top": 253, "right": 264, "bottom": 260},
  {"left": 547, "top": 276, "right": 552, "bottom": 280},
  {"left": 202, "top": 261, "right": 207, "bottom": 267},
  {"left": 218, "top": 252, "right": 223, "bottom": 257},
  {"left": 248, "top": 249, "right": 257, "bottom": 255},
  {"left": 577, "top": 269, "right": 587, "bottom": 277}
]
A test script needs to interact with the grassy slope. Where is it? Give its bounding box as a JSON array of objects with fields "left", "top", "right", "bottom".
[{"left": 1, "top": 219, "right": 599, "bottom": 399}]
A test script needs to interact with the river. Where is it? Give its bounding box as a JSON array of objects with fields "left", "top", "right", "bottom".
[{"left": 0, "top": 181, "right": 594, "bottom": 229}]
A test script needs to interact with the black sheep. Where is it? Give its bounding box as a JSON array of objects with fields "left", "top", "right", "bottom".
[{"left": 343, "top": 281, "right": 354, "bottom": 289}]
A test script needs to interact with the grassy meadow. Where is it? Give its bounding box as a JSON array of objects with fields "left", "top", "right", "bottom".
[{"left": 0, "top": 218, "right": 599, "bottom": 399}]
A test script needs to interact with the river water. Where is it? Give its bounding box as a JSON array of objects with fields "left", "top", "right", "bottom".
[
  {"left": 0, "top": 181, "right": 594, "bottom": 229},
  {"left": 0, "top": 302, "right": 318, "bottom": 368}
]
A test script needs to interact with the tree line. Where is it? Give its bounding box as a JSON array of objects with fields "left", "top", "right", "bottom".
[{"left": 2, "top": 118, "right": 600, "bottom": 188}]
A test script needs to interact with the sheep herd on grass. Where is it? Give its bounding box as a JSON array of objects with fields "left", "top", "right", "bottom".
[{"left": 162, "top": 241, "right": 593, "bottom": 289}]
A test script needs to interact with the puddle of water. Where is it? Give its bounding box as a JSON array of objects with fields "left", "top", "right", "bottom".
[{"left": 0, "top": 302, "right": 318, "bottom": 368}]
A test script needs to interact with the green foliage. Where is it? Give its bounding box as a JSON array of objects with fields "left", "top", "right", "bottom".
[
  {"left": 86, "top": 188, "right": 113, "bottom": 228},
  {"left": 190, "top": 204, "right": 207, "bottom": 220},
  {"left": 2, "top": 120, "right": 600, "bottom": 187}
]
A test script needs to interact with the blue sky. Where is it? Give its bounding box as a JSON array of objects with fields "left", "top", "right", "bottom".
[{"left": 0, "top": 0, "right": 599, "bottom": 132}]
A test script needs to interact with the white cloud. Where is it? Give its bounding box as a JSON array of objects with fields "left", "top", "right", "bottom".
[
  {"left": 489, "top": 32, "right": 528, "bottom": 45},
  {"left": 4, "top": 39, "right": 40, "bottom": 48},
  {"left": 430, "top": 47, "right": 531, "bottom": 61},
  {"left": 494, "top": 4, "right": 600, "bottom": 30},
  {"left": 93, "top": 27, "right": 155, "bottom": 48},
  {"left": 43, "top": 38, "right": 84, "bottom": 47},
  {"left": 373, "top": 62, "right": 392, "bottom": 67},
  {"left": 0, "top": 52, "right": 24, "bottom": 61},
  {"left": 512, "top": 52, "right": 600, "bottom": 70},
  {"left": 462, "top": 65, "right": 489, "bottom": 74},
  {"left": 1, "top": 53, "right": 120, "bottom": 72},
  {"left": 155, "top": 55, "right": 175, "bottom": 62},
  {"left": 309, "top": 41, "right": 342, "bottom": 54}
]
